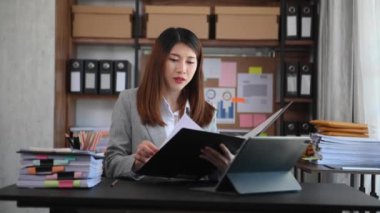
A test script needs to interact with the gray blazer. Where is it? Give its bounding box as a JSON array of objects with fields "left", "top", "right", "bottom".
[{"left": 104, "top": 88, "right": 218, "bottom": 178}]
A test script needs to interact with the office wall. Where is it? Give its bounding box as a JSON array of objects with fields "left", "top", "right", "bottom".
[{"left": 0, "top": 0, "right": 55, "bottom": 212}]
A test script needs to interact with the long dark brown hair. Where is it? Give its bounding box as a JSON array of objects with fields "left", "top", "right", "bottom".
[{"left": 137, "top": 27, "right": 215, "bottom": 127}]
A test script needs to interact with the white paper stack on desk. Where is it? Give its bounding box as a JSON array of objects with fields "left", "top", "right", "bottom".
[
  {"left": 311, "top": 134, "right": 380, "bottom": 168},
  {"left": 16, "top": 148, "right": 104, "bottom": 188}
]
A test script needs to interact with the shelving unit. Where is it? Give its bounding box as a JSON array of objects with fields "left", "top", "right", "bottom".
[
  {"left": 73, "top": 38, "right": 135, "bottom": 45},
  {"left": 278, "top": 0, "right": 319, "bottom": 135},
  {"left": 54, "top": 0, "right": 319, "bottom": 147}
]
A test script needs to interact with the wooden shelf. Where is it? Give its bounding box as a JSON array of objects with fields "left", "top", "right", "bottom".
[
  {"left": 68, "top": 94, "right": 119, "bottom": 100},
  {"left": 142, "top": 0, "right": 281, "bottom": 7},
  {"left": 73, "top": 37, "right": 136, "bottom": 45},
  {"left": 202, "top": 39, "right": 279, "bottom": 48},
  {"left": 284, "top": 98, "right": 314, "bottom": 103},
  {"left": 72, "top": 37, "right": 312, "bottom": 48},
  {"left": 285, "top": 40, "right": 314, "bottom": 46},
  {"left": 139, "top": 38, "right": 280, "bottom": 48},
  {"left": 140, "top": 38, "right": 314, "bottom": 48},
  {"left": 276, "top": 98, "right": 314, "bottom": 104},
  {"left": 138, "top": 38, "right": 155, "bottom": 46}
]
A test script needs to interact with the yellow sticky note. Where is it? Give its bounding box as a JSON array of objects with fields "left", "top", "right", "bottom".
[
  {"left": 259, "top": 132, "right": 268, "bottom": 136},
  {"left": 249, "top": 66, "right": 263, "bottom": 75}
]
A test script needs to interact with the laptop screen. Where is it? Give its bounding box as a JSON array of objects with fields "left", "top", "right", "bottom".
[
  {"left": 211, "top": 136, "right": 309, "bottom": 194},
  {"left": 228, "top": 136, "right": 309, "bottom": 173}
]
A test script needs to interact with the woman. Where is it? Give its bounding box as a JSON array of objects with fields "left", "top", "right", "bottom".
[{"left": 105, "top": 27, "right": 233, "bottom": 179}]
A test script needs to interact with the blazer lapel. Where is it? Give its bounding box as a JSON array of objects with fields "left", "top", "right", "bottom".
[{"left": 145, "top": 124, "right": 167, "bottom": 147}]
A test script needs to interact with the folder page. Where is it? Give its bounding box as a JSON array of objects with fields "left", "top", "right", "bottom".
[{"left": 162, "top": 113, "right": 202, "bottom": 148}]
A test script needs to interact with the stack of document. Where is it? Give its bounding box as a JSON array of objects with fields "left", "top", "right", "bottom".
[
  {"left": 310, "top": 120, "right": 368, "bottom": 138},
  {"left": 16, "top": 147, "right": 104, "bottom": 188},
  {"left": 312, "top": 134, "right": 380, "bottom": 167}
]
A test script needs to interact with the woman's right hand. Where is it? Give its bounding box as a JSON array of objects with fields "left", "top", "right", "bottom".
[
  {"left": 200, "top": 143, "right": 234, "bottom": 173},
  {"left": 133, "top": 140, "right": 159, "bottom": 171}
]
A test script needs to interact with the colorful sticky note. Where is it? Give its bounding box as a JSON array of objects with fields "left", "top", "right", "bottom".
[
  {"left": 219, "top": 62, "right": 237, "bottom": 87},
  {"left": 239, "top": 114, "right": 254, "bottom": 128},
  {"left": 253, "top": 114, "right": 267, "bottom": 127},
  {"left": 232, "top": 97, "right": 245, "bottom": 103},
  {"left": 259, "top": 132, "right": 268, "bottom": 136},
  {"left": 248, "top": 66, "right": 263, "bottom": 75}
]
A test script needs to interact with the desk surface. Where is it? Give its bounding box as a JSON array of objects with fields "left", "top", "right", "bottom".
[
  {"left": 1, "top": 179, "right": 380, "bottom": 212},
  {"left": 297, "top": 161, "right": 380, "bottom": 174}
]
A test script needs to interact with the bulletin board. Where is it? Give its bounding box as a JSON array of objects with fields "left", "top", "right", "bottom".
[
  {"left": 139, "top": 54, "right": 278, "bottom": 135},
  {"left": 203, "top": 56, "right": 277, "bottom": 135}
]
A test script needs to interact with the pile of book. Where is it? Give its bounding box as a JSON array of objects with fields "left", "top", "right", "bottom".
[
  {"left": 17, "top": 148, "right": 104, "bottom": 188},
  {"left": 311, "top": 133, "right": 380, "bottom": 167},
  {"left": 310, "top": 120, "right": 368, "bottom": 137}
]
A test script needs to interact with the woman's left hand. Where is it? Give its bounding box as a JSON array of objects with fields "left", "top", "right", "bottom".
[{"left": 200, "top": 143, "right": 235, "bottom": 173}]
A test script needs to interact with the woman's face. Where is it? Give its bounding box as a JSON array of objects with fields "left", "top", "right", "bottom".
[{"left": 163, "top": 43, "right": 198, "bottom": 94}]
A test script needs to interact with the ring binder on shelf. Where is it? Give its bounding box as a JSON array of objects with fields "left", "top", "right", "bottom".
[
  {"left": 299, "top": 121, "right": 312, "bottom": 136},
  {"left": 114, "top": 60, "right": 130, "bottom": 93},
  {"left": 84, "top": 60, "right": 99, "bottom": 94},
  {"left": 99, "top": 60, "right": 114, "bottom": 94},
  {"left": 284, "top": 121, "right": 298, "bottom": 136},
  {"left": 285, "top": 62, "right": 298, "bottom": 97},
  {"left": 286, "top": 3, "right": 298, "bottom": 39},
  {"left": 299, "top": 63, "right": 312, "bottom": 97},
  {"left": 300, "top": 3, "right": 313, "bottom": 39},
  {"left": 69, "top": 59, "right": 84, "bottom": 94}
]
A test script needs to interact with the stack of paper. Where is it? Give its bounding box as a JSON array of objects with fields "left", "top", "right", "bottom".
[
  {"left": 16, "top": 148, "right": 104, "bottom": 188},
  {"left": 311, "top": 134, "right": 380, "bottom": 167},
  {"left": 310, "top": 120, "right": 368, "bottom": 138}
]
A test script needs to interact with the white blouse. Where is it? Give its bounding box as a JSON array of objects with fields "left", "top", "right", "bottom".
[{"left": 161, "top": 98, "right": 190, "bottom": 139}]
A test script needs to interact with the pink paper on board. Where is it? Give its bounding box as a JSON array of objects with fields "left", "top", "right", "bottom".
[
  {"left": 253, "top": 114, "right": 267, "bottom": 127},
  {"left": 219, "top": 62, "right": 237, "bottom": 87},
  {"left": 239, "top": 114, "right": 254, "bottom": 127}
]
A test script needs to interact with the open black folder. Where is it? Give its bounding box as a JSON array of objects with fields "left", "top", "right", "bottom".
[
  {"left": 136, "top": 102, "right": 294, "bottom": 180},
  {"left": 137, "top": 128, "right": 245, "bottom": 179}
]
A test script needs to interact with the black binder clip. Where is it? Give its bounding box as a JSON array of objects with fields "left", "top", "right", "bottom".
[{"left": 65, "top": 133, "right": 80, "bottom": 149}]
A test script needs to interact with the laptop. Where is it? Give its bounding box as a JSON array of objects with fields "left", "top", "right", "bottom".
[
  {"left": 194, "top": 136, "right": 309, "bottom": 194},
  {"left": 137, "top": 102, "right": 295, "bottom": 180}
]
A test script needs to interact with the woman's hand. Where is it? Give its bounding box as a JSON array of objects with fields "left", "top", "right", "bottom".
[
  {"left": 200, "top": 143, "right": 235, "bottom": 173},
  {"left": 133, "top": 140, "right": 159, "bottom": 171}
]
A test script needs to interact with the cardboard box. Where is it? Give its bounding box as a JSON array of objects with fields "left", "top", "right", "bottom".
[
  {"left": 72, "top": 5, "right": 133, "bottom": 39},
  {"left": 145, "top": 5, "right": 210, "bottom": 39},
  {"left": 215, "top": 6, "right": 280, "bottom": 40}
]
